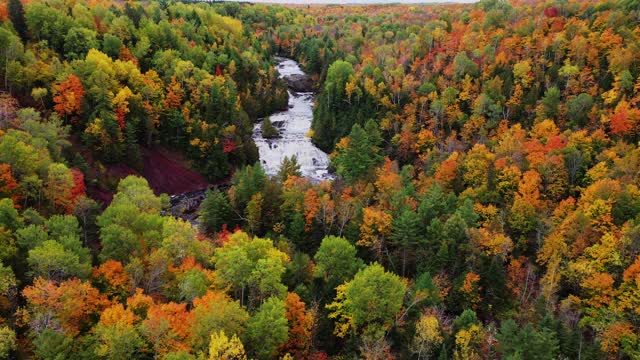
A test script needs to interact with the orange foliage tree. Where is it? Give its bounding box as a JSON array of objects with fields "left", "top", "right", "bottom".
[
  {"left": 303, "top": 189, "right": 320, "bottom": 232},
  {"left": 0, "top": 3, "right": 8, "bottom": 22},
  {"left": 53, "top": 74, "right": 85, "bottom": 120},
  {"left": 461, "top": 272, "right": 482, "bottom": 309},
  {"left": 609, "top": 100, "right": 639, "bottom": 137},
  {"left": 281, "top": 292, "right": 313, "bottom": 357},
  {"left": 92, "top": 260, "right": 131, "bottom": 301},
  {"left": 358, "top": 206, "right": 393, "bottom": 258},
  {"left": 165, "top": 76, "right": 184, "bottom": 109},
  {"left": 141, "top": 302, "right": 191, "bottom": 356},
  {"left": 21, "top": 277, "right": 110, "bottom": 337},
  {"left": 374, "top": 157, "right": 402, "bottom": 207}
]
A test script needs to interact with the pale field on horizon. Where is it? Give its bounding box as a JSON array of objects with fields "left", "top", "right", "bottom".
[{"left": 218, "top": 0, "right": 478, "bottom": 4}]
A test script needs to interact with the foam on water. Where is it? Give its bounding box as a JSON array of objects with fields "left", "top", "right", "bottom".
[{"left": 252, "top": 58, "right": 333, "bottom": 182}]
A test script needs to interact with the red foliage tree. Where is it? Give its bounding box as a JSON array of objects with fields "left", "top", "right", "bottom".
[
  {"left": 0, "top": 164, "right": 20, "bottom": 205},
  {"left": 116, "top": 107, "right": 126, "bottom": 130},
  {"left": 69, "top": 169, "right": 86, "bottom": 206},
  {"left": 222, "top": 138, "right": 236, "bottom": 153},
  {"left": 308, "top": 352, "right": 329, "bottom": 360},
  {"left": 215, "top": 224, "right": 231, "bottom": 246},
  {"left": 544, "top": 7, "right": 559, "bottom": 18}
]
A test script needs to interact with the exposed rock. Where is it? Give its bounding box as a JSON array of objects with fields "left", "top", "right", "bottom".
[
  {"left": 164, "top": 184, "right": 229, "bottom": 226},
  {"left": 283, "top": 74, "right": 315, "bottom": 92},
  {"left": 163, "top": 189, "right": 206, "bottom": 225}
]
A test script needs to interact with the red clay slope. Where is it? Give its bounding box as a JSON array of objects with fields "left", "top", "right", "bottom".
[
  {"left": 86, "top": 147, "right": 209, "bottom": 206},
  {"left": 141, "top": 147, "right": 209, "bottom": 195}
]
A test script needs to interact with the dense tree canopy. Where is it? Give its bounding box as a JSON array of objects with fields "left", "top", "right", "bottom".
[{"left": 0, "top": 0, "right": 639, "bottom": 358}]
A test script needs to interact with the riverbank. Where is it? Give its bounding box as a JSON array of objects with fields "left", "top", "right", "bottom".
[{"left": 163, "top": 57, "right": 332, "bottom": 224}]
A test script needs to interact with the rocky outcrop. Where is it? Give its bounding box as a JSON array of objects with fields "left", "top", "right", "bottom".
[
  {"left": 283, "top": 74, "right": 315, "bottom": 92},
  {"left": 163, "top": 184, "right": 231, "bottom": 225}
]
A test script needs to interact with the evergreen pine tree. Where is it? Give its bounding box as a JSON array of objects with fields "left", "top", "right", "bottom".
[
  {"left": 8, "top": 0, "right": 27, "bottom": 41},
  {"left": 198, "top": 188, "right": 231, "bottom": 234}
]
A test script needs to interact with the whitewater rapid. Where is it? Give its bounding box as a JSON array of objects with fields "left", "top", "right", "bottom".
[{"left": 252, "top": 58, "right": 332, "bottom": 182}]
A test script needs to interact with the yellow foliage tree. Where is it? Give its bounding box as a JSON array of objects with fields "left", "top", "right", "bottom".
[
  {"left": 208, "top": 330, "right": 247, "bottom": 360},
  {"left": 358, "top": 207, "right": 392, "bottom": 257},
  {"left": 470, "top": 227, "right": 513, "bottom": 257},
  {"left": 453, "top": 324, "right": 484, "bottom": 360},
  {"left": 411, "top": 313, "right": 444, "bottom": 359}
]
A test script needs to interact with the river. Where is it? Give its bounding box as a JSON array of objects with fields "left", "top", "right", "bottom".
[{"left": 252, "top": 58, "right": 333, "bottom": 182}]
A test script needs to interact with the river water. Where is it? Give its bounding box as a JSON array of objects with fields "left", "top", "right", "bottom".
[{"left": 252, "top": 58, "right": 332, "bottom": 182}]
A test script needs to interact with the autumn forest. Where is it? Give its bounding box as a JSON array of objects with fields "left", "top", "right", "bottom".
[{"left": 0, "top": 0, "right": 639, "bottom": 358}]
